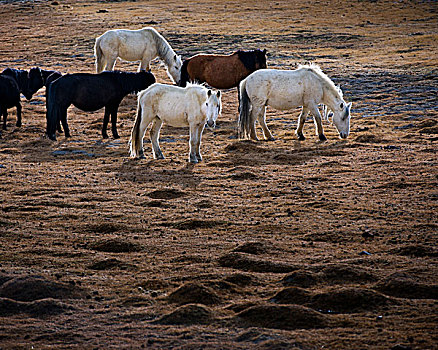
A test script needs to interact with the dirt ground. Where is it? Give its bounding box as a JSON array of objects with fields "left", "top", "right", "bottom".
[{"left": 0, "top": 0, "right": 437, "bottom": 349}]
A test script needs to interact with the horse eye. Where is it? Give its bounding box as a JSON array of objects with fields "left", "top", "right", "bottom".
[
  {"left": 340, "top": 103, "right": 344, "bottom": 109},
  {"left": 206, "top": 103, "right": 208, "bottom": 106}
]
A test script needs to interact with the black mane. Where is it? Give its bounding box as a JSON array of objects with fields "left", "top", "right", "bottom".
[
  {"left": 237, "top": 49, "right": 267, "bottom": 72},
  {"left": 179, "top": 60, "right": 190, "bottom": 87}
]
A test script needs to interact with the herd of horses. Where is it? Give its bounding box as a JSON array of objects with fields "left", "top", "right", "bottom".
[{"left": 0, "top": 27, "right": 351, "bottom": 163}]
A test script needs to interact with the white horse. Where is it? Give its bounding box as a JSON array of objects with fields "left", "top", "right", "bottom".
[
  {"left": 238, "top": 64, "right": 352, "bottom": 141},
  {"left": 129, "top": 83, "right": 221, "bottom": 163},
  {"left": 94, "top": 27, "right": 182, "bottom": 84}
]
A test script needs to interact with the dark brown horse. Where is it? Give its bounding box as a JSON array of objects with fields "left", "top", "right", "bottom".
[{"left": 179, "top": 49, "right": 267, "bottom": 89}]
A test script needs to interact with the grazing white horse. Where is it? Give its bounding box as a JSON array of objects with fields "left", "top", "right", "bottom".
[
  {"left": 130, "top": 83, "right": 221, "bottom": 163},
  {"left": 238, "top": 64, "right": 352, "bottom": 141},
  {"left": 94, "top": 27, "right": 182, "bottom": 84}
]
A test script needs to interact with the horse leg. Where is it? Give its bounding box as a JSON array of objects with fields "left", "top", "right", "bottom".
[
  {"left": 15, "top": 102, "right": 22, "bottom": 127},
  {"left": 256, "top": 106, "right": 274, "bottom": 141},
  {"left": 309, "top": 103, "right": 327, "bottom": 141},
  {"left": 105, "top": 55, "right": 117, "bottom": 71},
  {"left": 150, "top": 117, "right": 164, "bottom": 159},
  {"left": 102, "top": 107, "right": 110, "bottom": 139},
  {"left": 248, "top": 105, "right": 261, "bottom": 141},
  {"left": 110, "top": 104, "right": 121, "bottom": 139},
  {"left": 1, "top": 106, "right": 7, "bottom": 130},
  {"left": 195, "top": 123, "right": 205, "bottom": 162},
  {"left": 139, "top": 59, "right": 151, "bottom": 72},
  {"left": 295, "top": 106, "right": 309, "bottom": 141},
  {"left": 188, "top": 123, "right": 199, "bottom": 163},
  {"left": 60, "top": 108, "right": 70, "bottom": 138},
  {"left": 135, "top": 110, "right": 154, "bottom": 159}
]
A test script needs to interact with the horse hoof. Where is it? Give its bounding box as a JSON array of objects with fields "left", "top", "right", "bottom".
[
  {"left": 138, "top": 155, "right": 146, "bottom": 160},
  {"left": 48, "top": 134, "right": 57, "bottom": 141},
  {"left": 319, "top": 134, "right": 327, "bottom": 141},
  {"left": 296, "top": 133, "right": 305, "bottom": 141},
  {"left": 16, "top": 123, "right": 21, "bottom": 128},
  {"left": 266, "top": 137, "right": 275, "bottom": 141},
  {"left": 113, "top": 135, "right": 120, "bottom": 139}
]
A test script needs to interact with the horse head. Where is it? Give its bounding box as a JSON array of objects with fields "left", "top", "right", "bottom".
[
  {"left": 205, "top": 89, "right": 221, "bottom": 128},
  {"left": 27, "top": 67, "right": 45, "bottom": 97},
  {"left": 332, "top": 101, "right": 352, "bottom": 139},
  {"left": 256, "top": 49, "right": 268, "bottom": 70},
  {"left": 167, "top": 54, "right": 182, "bottom": 85}
]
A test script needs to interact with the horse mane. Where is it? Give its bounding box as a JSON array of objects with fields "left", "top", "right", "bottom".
[
  {"left": 104, "top": 70, "right": 155, "bottom": 94},
  {"left": 179, "top": 59, "right": 190, "bottom": 87},
  {"left": 299, "top": 64, "right": 343, "bottom": 99},
  {"left": 237, "top": 49, "right": 266, "bottom": 72},
  {"left": 2, "top": 68, "right": 28, "bottom": 90},
  {"left": 148, "top": 27, "right": 176, "bottom": 66}
]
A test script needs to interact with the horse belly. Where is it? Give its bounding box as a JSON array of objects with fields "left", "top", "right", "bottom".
[{"left": 268, "top": 93, "right": 303, "bottom": 111}]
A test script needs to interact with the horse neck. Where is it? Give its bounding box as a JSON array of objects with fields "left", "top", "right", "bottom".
[
  {"left": 323, "top": 85, "right": 342, "bottom": 111},
  {"left": 152, "top": 30, "right": 175, "bottom": 67}
]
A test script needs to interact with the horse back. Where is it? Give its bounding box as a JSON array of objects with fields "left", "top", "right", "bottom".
[
  {"left": 187, "top": 53, "right": 248, "bottom": 89},
  {"left": 0, "top": 75, "right": 20, "bottom": 107}
]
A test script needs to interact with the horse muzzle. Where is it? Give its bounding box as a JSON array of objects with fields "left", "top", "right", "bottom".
[
  {"left": 339, "top": 132, "right": 348, "bottom": 139},
  {"left": 206, "top": 120, "right": 215, "bottom": 128}
]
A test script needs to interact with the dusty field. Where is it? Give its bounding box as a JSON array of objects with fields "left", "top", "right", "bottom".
[{"left": 0, "top": 0, "right": 437, "bottom": 349}]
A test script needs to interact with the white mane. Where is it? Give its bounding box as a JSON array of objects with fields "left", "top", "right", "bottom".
[
  {"left": 298, "top": 63, "right": 343, "bottom": 99},
  {"left": 148, "top": 27, "right": 177, "bottom": 67}
]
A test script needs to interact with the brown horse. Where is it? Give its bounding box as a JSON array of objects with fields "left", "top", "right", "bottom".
[{"left": 179, "top": 49, "right": 267, "bottom": 89}]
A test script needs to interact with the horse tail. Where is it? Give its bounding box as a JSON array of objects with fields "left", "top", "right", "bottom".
[
  {"left": 238, "top": 78, "right": 251, "bottom": 139},
  {"left": 94, "top": 37, "right": 105, "bottom": 73},
  {"left": 46, "top": 82, "right": 60, "bottom": 140},
  {"left": 129, "top": 97, "right": 143, "bottom": 158},
  {"left": 179, "top": 60, "right": 190, "bottom": 87}
]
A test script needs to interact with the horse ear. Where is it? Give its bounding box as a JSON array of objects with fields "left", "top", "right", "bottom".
[
  {"left": 207, "top": 89, "right": 212, "bottom": 97},
  {"left": 263, "top": 49, "right": 267, "bottom": 54},
  {"left": 174, "top": 55, "right": 177, "bottom": 61}
]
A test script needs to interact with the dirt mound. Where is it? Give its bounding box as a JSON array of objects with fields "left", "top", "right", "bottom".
[
  {"left": 282, "top": 270, "right": 319, "bottom": 287},
  {"left": 218, "top": 252, "right": 297, "bottom": 273},
  {"left": 270, "top": 287, "right": 312, "bottom": 304},
  {"left": 309, "top": 288, "right": 392, "bottom": 313},
  {"left": 0, "top": 273, "right": 13, "bottom": 286},
  {"left": 354, "top": 134, "right": 383, "bottom": 143},
  {"left": 319, "top": 264, "right": 377, "bottom": 284},
  {"left": 87, "top": 258, "right": 135, "bottom": 270},
  {"left": 223, "top": 273, "right": 255, "bottom": 287},
  {"left": 233, "top": 241, "right": 268, "bottom": 255},
  {"left": 167, "top": 282, "right": 221, "bottom": 306},
  {"left": 282, "top": 265, "right": 377, "bottom": 287},
  {"left": 417, "top": 119, "right": 437, "bottom": 128},
  {"left": 374, "top": 274, "right": 438, "bottom": 299},
  {"left": 168, "top": 219, "right": 226, "bottom": 230},
  {"left": 84, "top": 223, "right": 125, "bottom": 234},
  {"left": 419, "top": 126, "right": 438, "bottom": 134},
  {"left": 147, "top": 188, "right": 186, "bottom": 199},
  {"left": 153, "top": 304, "right": 215, "bottom": 325},
  {"left": 235, "top": 304, "right": 328, "bottom": 330},
  {"left": 392, "top": 244, "right": 438, "bottom": 257},
  {"left": 88, "top": 239, "right": 142, "bottom": 253},
  {"left": 0, "top": 297, "right": 74, "bottom": 318},
  {"left": 0, "top": 275, "right": 84, "bottom": 302},
  {"left": 224, "top": 141, "right": 266, "bottom": 154},
  {"left": 229, "top": 171, "right": 258, "bottom": 181}
]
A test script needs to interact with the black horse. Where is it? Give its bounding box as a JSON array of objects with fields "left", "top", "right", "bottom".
[
  {"left": 0, "top": 68, "right": 32, "bottom": 130},
  {"left": 28, "top": 67, "right": 63, "bottom": 132},
  {"left": 28, "top": 67, "right": 62, "bottom": 97},
  {"left": 46, "top": 70, "right": 156, "bottom": 140}
]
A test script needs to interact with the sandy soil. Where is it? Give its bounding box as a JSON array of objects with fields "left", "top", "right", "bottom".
[{"left": 0, "top": 0, "right": 437, "bottom": 349}]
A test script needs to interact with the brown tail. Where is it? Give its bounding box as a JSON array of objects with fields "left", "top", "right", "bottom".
[
  {"left": 129, "top": 100, "right": 143, "bottom": 158},
  {"left": 94, "top": 37, "right": 105, "bottom": 73}
]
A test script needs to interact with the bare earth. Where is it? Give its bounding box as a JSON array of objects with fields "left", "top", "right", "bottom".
[{"left": 0, "top": 0, "right": 437, "bottom": 349}]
